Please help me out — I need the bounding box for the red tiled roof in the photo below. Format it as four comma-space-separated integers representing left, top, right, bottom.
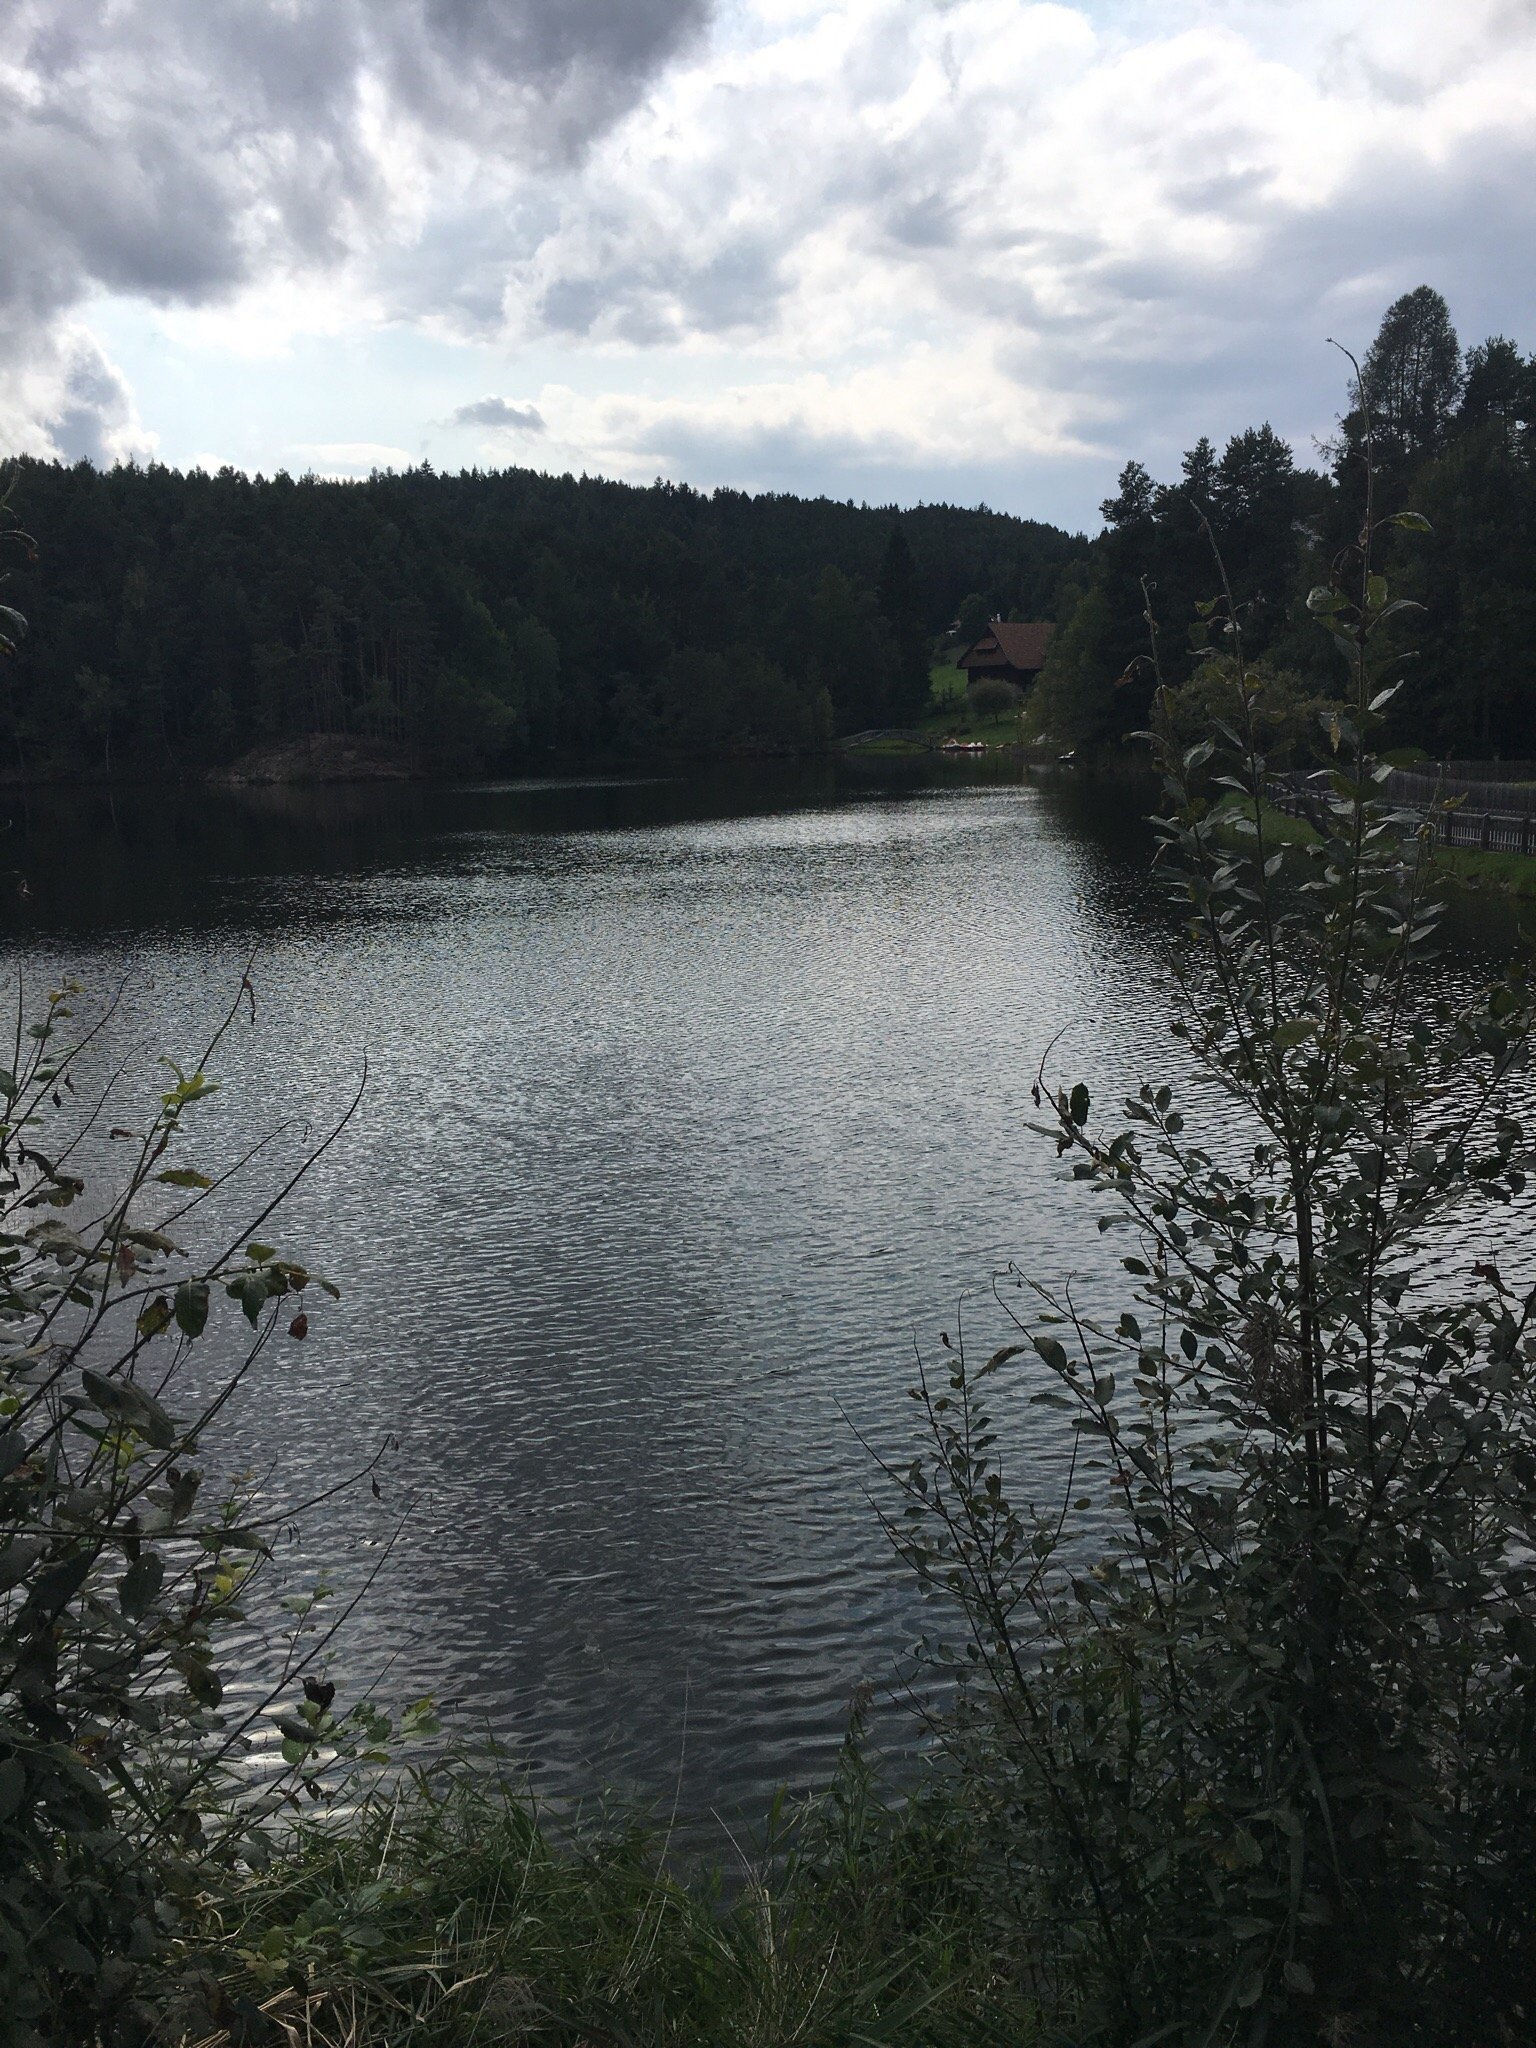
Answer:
960, 620, 1055, 673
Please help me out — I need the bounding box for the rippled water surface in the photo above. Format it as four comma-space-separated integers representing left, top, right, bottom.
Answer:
6, 762, 1505, 1821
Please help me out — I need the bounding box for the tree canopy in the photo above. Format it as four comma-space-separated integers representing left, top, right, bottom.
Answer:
0, 461, 1082, 775
1031, 285, 1536, 758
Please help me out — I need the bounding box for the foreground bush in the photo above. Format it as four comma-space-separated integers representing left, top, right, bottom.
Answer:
0, 975, 407, 2047
899, 450, 1536, 2039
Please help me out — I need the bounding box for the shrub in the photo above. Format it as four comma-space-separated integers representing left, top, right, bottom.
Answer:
897, 444, 1536, 2037
966, 676, 1022, 718
0, 978, 396, 2046
1160, 654, 1340, 771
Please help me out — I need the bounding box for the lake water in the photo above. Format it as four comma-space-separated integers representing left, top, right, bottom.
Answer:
1, 762, 1512, 1824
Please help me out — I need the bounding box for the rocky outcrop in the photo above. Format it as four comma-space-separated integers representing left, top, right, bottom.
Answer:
208, 734, 419, 785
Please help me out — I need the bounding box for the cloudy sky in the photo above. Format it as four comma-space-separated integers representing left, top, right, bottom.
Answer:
4, 0, 1534, 529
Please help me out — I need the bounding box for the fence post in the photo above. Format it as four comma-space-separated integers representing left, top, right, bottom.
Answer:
1524, 815, 1532, 858
1481, 812, 1492, 850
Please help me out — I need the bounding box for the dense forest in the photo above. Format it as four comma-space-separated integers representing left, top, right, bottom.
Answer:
0, 459, 1082, 775
2, 283, 1529, 779
1034, 285, 1536, 760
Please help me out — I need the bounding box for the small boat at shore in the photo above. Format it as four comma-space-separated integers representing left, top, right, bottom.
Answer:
940, 739, 988, 753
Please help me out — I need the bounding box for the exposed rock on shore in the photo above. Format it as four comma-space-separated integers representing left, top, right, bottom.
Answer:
208, 733, 418, 785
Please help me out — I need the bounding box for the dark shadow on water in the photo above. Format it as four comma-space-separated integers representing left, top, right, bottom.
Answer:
0, 758, 1159, 939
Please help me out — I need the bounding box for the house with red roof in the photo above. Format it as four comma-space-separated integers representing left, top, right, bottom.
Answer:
956, 620, 1055, 689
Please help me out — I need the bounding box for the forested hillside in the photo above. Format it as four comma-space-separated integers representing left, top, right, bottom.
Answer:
5, 284, 1527, 781
1034, 286, 1536, 759
0, 460, 1083, 775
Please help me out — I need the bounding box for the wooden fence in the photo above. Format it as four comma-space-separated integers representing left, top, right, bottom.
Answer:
1270, 773, 1536, 856
1384, 768, 1536, 814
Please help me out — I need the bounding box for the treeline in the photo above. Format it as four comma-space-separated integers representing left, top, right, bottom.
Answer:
0, 458, 1083, 775
1034, 285, 1536, 759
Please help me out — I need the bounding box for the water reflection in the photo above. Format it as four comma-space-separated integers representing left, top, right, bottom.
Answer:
0, 764, 1519, 1822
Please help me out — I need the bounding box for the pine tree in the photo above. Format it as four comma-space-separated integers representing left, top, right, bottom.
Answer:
875, 522, 931, 723
1361, 285, 1463, 459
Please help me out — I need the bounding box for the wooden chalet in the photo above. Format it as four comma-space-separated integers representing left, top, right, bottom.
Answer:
957, 619, 1055, 688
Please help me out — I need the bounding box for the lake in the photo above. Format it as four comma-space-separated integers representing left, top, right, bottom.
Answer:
3, 760, 1501, 1826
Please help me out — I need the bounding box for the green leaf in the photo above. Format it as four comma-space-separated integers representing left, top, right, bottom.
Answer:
1283, 1960, 1315, 1995
0, 1755, 25, 1823
202, 1525, 270, 1555
1068, 1083, 1091, 1127
118, 1554, 164, 1617
155, 1167, 214, 1190
81, 1368, 178, 1450
1274, 1018, 1317, 1050
174, 1279, 210, 1339
0, 1537, 44, 1592
1388, 509, 1432, 532
227, 1273, 272, 1326
81, 1367, 138, 1423
136, 1296, 172, 1340
1233, 1966, 1265, 2008
163, 1071, 218, 1106
28, 1550, 91, 1612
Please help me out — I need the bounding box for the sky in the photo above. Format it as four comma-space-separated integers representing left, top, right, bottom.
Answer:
3, 0, 1535, 531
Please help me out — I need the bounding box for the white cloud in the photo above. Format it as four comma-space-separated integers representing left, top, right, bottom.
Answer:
526, 339, 1096, 486
291, 441, 414, 474
0, 327, 155, 467
434, 0, 1536, 504
2, 0, 1535, 518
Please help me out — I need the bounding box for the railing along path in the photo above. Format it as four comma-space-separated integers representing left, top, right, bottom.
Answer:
1269, 765, 1536, 856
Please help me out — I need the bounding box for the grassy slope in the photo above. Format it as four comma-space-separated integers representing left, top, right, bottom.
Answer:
840, 664, 1026, 754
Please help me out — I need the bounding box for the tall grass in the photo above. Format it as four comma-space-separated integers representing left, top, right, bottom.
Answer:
160, 1744, 1035, 2047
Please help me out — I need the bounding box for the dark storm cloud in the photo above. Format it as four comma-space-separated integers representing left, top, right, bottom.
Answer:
399, 0, 711, 155
882, 192, 963, 252
449, 396, 546, 430
425, 0, 708, 76
1, 0, 711, 452
7, 0, 1535, 522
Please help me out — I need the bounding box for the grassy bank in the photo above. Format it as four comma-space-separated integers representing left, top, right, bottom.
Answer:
1207, 792, 1318, 849
163, 1761, 1033, 2047
1433, 842, 1536, 897
837, 668, 1028, 754
1211, 792, 1536, 897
